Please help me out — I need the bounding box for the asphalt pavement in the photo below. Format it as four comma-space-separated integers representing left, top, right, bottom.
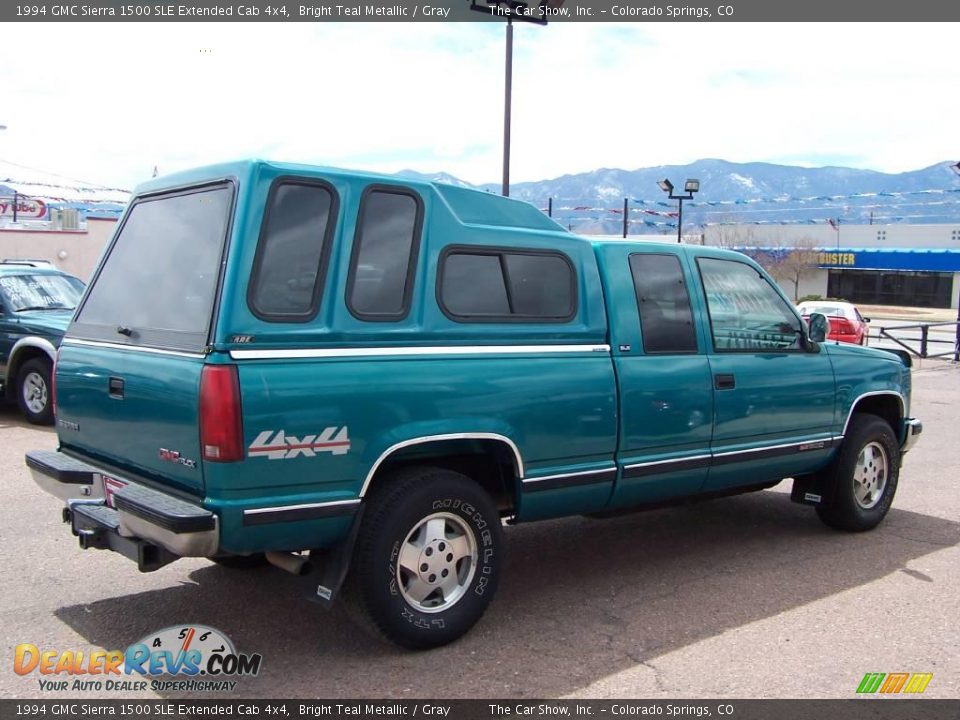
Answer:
1, 362, 958, 700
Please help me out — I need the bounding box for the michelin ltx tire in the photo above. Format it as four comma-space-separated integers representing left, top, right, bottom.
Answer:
348, 467, 503, 649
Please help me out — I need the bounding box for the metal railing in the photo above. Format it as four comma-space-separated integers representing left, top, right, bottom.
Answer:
878, 322, 960, 361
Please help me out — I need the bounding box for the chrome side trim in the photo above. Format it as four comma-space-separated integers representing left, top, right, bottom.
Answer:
230, 344, 611, 361
842, 391, 906, 437
360, 433, 524, 497
62, 338, 206, 360
243, 499, 361, 516
521, 467, 617, 484
711, 436, 838, 459
624, 453, 712, 470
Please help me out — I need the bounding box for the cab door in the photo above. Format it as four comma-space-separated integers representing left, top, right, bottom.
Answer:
603, 246, 714, 508
695, 255, 838, 491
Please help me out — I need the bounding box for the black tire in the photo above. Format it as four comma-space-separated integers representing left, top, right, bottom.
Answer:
210, 553, 268, 569
816, 413, 900, 532
347, 467, 503, 649
17, 357, 54, 425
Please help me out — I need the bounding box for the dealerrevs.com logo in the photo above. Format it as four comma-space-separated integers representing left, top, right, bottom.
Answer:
14, 625, 262, 693
856, 672, 933, 695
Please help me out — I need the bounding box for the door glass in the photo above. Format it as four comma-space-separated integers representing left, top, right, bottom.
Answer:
629, 254, 698, 354
698, 258, 801, 352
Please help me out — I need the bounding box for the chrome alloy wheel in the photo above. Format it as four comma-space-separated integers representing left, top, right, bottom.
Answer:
853, 441, 888, 509
22, 371, 48, 415
396, 512, 478, 613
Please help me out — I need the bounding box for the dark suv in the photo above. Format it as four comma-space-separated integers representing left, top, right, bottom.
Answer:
0, 262, 85, 423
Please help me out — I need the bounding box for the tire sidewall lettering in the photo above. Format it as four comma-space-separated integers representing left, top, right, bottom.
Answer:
390, 495, 497, 627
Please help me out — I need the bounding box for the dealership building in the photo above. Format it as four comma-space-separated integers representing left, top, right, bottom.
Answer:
698, 223, 960, 309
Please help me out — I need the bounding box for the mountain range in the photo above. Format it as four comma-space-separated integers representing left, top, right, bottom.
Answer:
398, 159, 960, 235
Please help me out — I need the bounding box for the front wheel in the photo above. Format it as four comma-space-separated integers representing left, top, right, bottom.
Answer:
347, 467, 503, 649
17, 357, 54, 425
816, 414, 900, 532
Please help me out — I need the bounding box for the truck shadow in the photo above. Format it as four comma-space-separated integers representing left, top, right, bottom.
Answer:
0, 403, 55, 432
54, 490, 960, 698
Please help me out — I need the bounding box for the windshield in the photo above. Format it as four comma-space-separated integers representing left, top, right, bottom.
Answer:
0, 273, 85, 311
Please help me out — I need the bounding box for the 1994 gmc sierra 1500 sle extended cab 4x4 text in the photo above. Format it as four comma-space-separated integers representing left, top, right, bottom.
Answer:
27, 160, 921, 648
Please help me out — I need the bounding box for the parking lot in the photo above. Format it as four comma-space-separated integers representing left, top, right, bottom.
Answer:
1, 361, 958, 701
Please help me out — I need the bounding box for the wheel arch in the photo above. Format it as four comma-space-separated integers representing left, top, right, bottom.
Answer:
5, 337, 56, 400
843, 391, 904, 438
359, 433, 524, 516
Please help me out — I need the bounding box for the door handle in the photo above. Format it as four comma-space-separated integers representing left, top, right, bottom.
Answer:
108, 377, 125, 399
714, 373, 736, 390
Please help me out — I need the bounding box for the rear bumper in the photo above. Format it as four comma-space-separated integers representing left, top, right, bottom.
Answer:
26, 450, 219, 565
901, 418, 922, 454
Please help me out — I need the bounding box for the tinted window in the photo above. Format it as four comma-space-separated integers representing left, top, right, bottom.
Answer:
629, 254, 697, 354
698, 257, 801, 352
441, 254, 510, 316
249, 182, 335, 319
504, 253, 573, 317
439, 248, 575, 321
74, 184, 232, 351
347, 189, 421, 320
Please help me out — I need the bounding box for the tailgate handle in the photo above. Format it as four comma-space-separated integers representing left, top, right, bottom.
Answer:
714, 373, 736, 390
108, 377, 125, 399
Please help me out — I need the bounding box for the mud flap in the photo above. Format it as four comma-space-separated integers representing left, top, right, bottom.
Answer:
791, 467, 840, 507
304, 506, 365, 609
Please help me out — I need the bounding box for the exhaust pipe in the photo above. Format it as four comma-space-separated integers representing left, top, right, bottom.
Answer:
266, 551, 312, 576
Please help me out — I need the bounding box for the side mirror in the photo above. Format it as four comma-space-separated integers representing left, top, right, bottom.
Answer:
808, 313, 828, 343
862, 316, 871, 323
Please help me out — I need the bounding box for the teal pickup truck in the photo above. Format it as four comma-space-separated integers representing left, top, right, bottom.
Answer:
27, 160, 921, 649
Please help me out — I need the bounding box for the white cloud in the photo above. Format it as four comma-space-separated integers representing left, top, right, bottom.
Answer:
1, 22, 956, 189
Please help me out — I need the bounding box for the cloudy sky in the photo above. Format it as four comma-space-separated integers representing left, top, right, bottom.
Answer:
1, 22, 956, 190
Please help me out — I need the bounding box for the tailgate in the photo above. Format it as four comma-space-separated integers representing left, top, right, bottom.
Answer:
56, 342, 207, 492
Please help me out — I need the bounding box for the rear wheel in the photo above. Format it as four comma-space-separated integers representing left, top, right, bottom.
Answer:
17, 357, 54, 425
816, 414, 899, 531
346, 467, 503, 649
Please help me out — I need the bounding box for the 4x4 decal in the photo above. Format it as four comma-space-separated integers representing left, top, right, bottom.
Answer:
248, 427, 351, 460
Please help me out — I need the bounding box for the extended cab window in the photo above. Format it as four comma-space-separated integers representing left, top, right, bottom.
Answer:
347, 187, 422, 321
249, 180, 337, 321
439, 247, 576, 322
73, 183, 232, 352
629, 253, 697, 354
697, 257, 802, 352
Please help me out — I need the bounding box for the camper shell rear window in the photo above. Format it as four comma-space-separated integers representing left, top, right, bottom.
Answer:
71, 182, 234, 352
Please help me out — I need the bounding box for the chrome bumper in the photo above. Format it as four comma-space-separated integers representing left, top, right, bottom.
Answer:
901, 418, 922, 454
26, 450, 219, 562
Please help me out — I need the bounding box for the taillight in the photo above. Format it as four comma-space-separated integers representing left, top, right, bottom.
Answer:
199, 365, 244, 463
51, 348, 59, 417
837, 319, 856, 334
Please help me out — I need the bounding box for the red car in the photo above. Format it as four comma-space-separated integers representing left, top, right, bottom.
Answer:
797, 301, 871, 345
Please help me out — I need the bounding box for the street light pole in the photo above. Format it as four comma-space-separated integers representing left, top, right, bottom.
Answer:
471, 1, 559, 197
657, 178, 700, 243
503, 17, 513, 197
951, 162, 960, 361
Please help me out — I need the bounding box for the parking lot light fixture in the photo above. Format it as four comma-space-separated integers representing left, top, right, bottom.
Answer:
658, 177, 701, 243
